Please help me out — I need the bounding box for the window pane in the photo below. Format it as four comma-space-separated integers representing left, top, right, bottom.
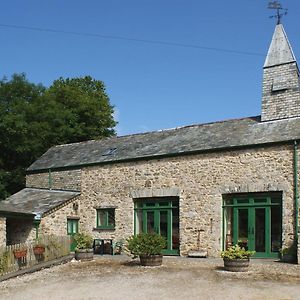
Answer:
98, 210, 106, 226
224, 199, 233, 205
238, 209, 248, 250
255, 208, 266, 252
147, 211, 155, 234
172, 208, 179, 250
136, 210, 143, 234
72, 221, 78, 233
271, 206, 281, 252
254, 198, 267, 203
224, 207, 233, 249
108, 209, 115, 227
67, 221, 72, 234
236, 199, 248, 204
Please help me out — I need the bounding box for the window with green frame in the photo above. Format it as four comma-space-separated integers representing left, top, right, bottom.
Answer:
96, 208, 115, 229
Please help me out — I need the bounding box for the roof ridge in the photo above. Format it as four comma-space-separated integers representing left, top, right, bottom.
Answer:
52, 115, 261, 148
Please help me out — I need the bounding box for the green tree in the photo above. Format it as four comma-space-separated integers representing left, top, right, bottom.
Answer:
0, 74, 116, 200
45, 76, 116, 143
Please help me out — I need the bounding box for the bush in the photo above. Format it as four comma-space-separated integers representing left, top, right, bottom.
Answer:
0, 251, 8, 274
126, 233, 166, 257
73, 233, 93, 250
221, 245, 255, 260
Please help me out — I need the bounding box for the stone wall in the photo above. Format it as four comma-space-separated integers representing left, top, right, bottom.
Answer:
6, 218, 36, 245
72, 144, 295, 257
33, 144, 297, 258
41, 198, 80, 236
262, 62, 300, 121
0, 217, 6, 247
26, 169, 81, 191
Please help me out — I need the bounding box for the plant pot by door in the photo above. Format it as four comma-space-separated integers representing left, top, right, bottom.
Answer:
223, 258, 250, 272
33, 246, 45, 255
140, 254, 163, 267
13, 249, 27, 259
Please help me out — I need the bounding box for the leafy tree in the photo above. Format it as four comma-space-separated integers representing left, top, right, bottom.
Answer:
0, 74, 116, 200
44, 76, 116, 144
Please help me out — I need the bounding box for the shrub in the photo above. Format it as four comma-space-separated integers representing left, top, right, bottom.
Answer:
221, 245, 255, 260
73, 233, 93, 250
126, 233, 166, 257
0, 251, 8, 274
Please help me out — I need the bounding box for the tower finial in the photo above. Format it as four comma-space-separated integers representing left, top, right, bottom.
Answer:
268, 1, 288, 24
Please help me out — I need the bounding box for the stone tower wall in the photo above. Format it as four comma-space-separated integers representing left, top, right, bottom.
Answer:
262, 62, 300, 121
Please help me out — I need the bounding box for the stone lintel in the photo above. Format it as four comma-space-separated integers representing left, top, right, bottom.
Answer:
130, 187, 180, 199
220, 182, 288, 194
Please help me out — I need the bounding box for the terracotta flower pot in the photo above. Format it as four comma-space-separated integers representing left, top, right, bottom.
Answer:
13, 249, 27, 259
33, 245, 45, 255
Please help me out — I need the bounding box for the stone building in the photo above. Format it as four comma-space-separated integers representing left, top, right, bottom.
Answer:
1, 23, 300, 261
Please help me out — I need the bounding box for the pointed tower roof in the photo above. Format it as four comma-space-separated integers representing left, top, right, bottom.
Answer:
264, 23, 296, 68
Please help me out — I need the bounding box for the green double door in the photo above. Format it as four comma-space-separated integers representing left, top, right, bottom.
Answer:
135, 199, 179, 255
233, 205, 281, 258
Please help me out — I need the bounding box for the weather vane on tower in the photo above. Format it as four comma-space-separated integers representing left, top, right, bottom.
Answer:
268, 1, 288, 24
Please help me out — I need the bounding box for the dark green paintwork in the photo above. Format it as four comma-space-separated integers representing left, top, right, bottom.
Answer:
67, 219, 79, 251
223, 194, 282, 258
134, 199, 179, 255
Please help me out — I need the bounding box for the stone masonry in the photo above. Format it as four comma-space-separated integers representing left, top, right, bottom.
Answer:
6, 218, 36, 245
35, 143, 298, 258
261, 62, 300, 122
26, 169, 81, 191
41, 198, 80, 237
0, 217, 6, 247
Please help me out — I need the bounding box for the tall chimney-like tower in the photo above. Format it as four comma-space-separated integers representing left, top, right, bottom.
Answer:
261, 24, 300, 122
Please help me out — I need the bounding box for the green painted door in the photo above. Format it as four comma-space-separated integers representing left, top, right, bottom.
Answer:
135, 199, 179, 255
233, 207, 267, 257
224, 194, 282, 258
67, 219, 79, 251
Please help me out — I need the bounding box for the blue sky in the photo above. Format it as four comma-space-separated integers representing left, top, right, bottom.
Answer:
1, 1, 299, 136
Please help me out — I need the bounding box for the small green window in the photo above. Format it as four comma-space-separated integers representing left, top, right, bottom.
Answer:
96, 208, 115, 229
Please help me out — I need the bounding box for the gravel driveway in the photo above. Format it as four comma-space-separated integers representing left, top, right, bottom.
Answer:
0, 256, 299, 300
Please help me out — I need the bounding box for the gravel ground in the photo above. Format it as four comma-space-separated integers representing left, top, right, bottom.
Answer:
0, 256, 300, 300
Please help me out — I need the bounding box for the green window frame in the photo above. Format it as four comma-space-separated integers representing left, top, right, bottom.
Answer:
96, 208, 115, 229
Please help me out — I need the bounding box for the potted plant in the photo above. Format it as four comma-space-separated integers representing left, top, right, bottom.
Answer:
74, 233, 94, 261
126, 233, 166, 266
33, 238, 46, 255
221, 244, 255, 272
13, 246, 28, 259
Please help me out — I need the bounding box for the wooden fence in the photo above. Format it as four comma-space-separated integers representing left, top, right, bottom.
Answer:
0, 235, 70, 276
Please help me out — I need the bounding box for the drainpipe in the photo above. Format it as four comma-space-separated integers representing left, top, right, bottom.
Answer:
294, 141, 299, 245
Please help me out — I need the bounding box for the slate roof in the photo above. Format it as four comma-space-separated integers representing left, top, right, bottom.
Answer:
264, 24, 296, 68
0, 188, 80, 216
27, 115, 300, 172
